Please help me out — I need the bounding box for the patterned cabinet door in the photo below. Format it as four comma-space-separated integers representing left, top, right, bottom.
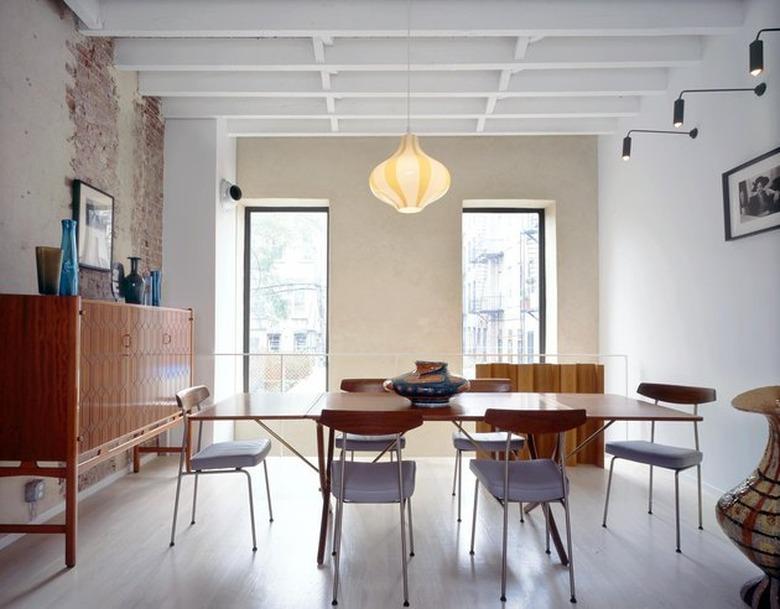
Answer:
79, 301, 132, 452
79, 302, 192, 453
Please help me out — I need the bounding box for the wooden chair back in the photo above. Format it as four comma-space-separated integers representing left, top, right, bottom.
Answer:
319, 409, 424, 436
485, 408, 587, 436
340, 378, 387, 393
467, 378, 512, 392
175, 385, 210, 414
637, 383, 716, 405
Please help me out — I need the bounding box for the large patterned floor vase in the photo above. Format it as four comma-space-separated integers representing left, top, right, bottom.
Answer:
715, 386, 780, 609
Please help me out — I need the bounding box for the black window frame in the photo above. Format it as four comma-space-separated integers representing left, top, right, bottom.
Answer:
243, 205, 330, 392
461, 207, 546, 358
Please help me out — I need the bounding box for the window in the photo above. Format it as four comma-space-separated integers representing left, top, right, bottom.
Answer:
462, 209, 545, 367
267, 333, 281, 352
244, 207, 328, 392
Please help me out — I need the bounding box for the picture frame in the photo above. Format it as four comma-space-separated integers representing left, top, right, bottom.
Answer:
72, 179, 114, 270
722, 146, 780, 241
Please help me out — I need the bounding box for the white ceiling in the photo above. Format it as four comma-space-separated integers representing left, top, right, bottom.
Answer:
65, 0, 745, 137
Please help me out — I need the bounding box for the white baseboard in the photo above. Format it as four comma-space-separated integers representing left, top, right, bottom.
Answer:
0, 454, 158, 552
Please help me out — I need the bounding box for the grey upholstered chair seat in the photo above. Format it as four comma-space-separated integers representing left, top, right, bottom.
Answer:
191, 439, 272, 471
335, 433, 406, 452
605, 440, 702, 470
469, 458, 567, 503
330, 460, 416, 503
452, 431, 524, 452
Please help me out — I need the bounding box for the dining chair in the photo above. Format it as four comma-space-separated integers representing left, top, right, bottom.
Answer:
336, 378, 406, 460
601, 382, 716, 553
321, 408, 424, 607
169, 385, 274, 551
469, 408, 587, 603
450, 378, 524, 522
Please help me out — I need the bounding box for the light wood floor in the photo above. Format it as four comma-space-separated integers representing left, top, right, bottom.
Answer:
0, 456, 756, 609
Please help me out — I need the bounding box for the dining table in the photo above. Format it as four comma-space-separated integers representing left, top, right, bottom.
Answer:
189, 390, 702, 566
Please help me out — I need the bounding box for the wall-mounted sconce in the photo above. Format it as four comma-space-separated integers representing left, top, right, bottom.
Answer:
750, 28, 779, 76
621, 128, 698, 161
673, 83, 766, 127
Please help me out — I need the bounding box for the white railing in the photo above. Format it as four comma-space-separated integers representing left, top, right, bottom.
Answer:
206, 352, 629, 396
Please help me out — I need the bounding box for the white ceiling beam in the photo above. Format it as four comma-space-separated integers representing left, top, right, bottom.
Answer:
162, 96, 641, 120
63, 0, 102, 29
226, 117, 618, 137
140, 69, 667, 98
82, 0, 742, 38
115, 36, 702, 72
514, 37, 531, 60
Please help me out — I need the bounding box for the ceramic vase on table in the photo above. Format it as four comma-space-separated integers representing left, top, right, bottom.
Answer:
123, 257, 146, 304
715, 386, 780, 609
58, 219, 78, 296
384, 361, 469, 407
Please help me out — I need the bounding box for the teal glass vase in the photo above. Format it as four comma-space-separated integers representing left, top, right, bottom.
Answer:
58, 219, 79, 296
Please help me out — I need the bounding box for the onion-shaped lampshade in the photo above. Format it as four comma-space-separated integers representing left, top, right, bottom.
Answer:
369, 133, 451, 213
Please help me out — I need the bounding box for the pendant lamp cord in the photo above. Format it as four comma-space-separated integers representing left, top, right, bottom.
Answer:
406, 0, 411, 134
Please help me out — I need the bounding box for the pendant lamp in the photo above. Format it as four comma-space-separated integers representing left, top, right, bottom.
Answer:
369, 0, 450, 213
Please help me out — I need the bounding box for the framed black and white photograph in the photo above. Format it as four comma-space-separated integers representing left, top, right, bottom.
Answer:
72, 179, 114, 270
722, 146, 780, 241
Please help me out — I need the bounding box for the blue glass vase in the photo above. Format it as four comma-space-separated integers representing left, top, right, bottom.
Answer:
150, 270, 161, 306
58, 219, 79, 296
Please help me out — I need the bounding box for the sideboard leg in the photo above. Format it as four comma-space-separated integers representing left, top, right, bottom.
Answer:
65, 462, 78, 568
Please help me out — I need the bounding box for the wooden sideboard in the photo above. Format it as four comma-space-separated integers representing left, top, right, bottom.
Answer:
0, 295, 193, 567
476, 362, 605, 466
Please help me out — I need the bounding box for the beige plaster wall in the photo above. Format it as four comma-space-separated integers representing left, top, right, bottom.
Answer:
236, 136, 599, 455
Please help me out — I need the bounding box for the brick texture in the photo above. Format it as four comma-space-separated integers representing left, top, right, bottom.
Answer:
63, 31, 166, 488
65, 36, 164, 300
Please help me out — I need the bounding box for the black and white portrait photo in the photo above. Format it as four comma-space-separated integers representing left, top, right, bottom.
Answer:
723, 147, 780, 241
72, 180, 114, 270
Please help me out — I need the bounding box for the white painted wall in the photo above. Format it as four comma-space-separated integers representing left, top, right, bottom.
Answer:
598, 0, 780, 492
163, 118, 238, 442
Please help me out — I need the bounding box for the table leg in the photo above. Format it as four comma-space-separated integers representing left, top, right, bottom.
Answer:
316, 425, 334, 565
527, 434, 569, 566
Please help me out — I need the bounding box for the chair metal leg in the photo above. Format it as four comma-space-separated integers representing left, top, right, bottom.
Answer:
190, 473, 199, 525
500, 497, 509, 602
562, 497, 577, 603
696, 465, 703, 530
674, 471, 681, 553
543, 503, 551, 554
469, 479, 479, 555
242, 470, 258, 552
169, 444, 186, 547
602, 456, 617, 528
407, 498, 415, 557
350, 450, 354, 462
648, 465, 654, 514
451, 450, 459, 496
331, 490, 345, 605
457, 450, 463, 522
263, 459, 274, 522
397, 460, 410, 606
519, 502, 524, 524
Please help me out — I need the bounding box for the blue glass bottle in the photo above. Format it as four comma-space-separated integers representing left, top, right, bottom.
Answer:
150, 270, 162, 306
59, 219, 79, 296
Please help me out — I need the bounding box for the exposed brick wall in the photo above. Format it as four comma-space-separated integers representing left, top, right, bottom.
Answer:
65, 35, 164, 299
133, 96, 164, 269
63, 25, 166, 487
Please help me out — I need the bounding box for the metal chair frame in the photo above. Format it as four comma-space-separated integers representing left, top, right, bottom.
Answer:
601, 384, 713, 553
469, 411, 581, 604
169, 388, 274, 551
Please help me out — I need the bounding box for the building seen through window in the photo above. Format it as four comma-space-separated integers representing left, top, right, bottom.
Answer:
462, 210, 543, 373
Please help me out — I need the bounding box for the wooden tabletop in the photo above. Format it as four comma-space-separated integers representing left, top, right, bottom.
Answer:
191, 392, 323, 420
193, 391, 701, 422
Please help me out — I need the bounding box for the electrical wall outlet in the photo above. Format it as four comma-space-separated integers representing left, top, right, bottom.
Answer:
24, 479, 45, 503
